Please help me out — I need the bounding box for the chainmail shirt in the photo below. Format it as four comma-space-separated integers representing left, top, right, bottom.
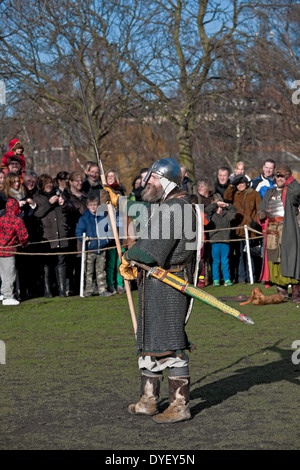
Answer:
132, 194, 197, 356
267, 188, 284, 218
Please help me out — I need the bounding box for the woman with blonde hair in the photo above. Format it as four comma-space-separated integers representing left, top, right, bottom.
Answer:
105, 169, 126, 194
196, 178, 214, 206
104, 169, 126, 294
3, 171, 36, 211
229, 161, 251, 183
2, 172, 37, 301
3, 172, 25, 203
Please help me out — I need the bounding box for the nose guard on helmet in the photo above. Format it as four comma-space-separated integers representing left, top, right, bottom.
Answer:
143, 157, 181, 186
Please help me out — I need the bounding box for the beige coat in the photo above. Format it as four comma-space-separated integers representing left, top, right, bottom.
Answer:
223, 185, 261, 238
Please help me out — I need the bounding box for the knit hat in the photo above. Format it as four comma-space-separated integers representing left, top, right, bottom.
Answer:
7, 155, 22, 165
275, 164, 292, 176
232, 175, 249, 187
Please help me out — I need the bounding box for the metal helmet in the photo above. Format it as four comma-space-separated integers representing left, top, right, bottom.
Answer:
143, 157, 181, 186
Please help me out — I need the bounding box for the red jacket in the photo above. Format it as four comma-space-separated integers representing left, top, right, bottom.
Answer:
0, 198, 29, 256
1, 139, 26, 173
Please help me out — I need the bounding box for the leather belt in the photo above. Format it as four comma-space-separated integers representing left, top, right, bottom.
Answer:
166, 264, 188, 273
268, 217, 284, 223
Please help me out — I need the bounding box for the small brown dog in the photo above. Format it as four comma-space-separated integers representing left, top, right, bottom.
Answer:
240, 287, 285, 306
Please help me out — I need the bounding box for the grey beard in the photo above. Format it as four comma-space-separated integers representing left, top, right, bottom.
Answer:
141, 184, 164, 203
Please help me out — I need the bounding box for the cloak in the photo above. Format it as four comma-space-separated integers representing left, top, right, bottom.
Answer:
259, 177, 300, 280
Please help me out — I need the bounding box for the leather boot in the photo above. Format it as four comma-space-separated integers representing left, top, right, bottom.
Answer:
153, 376, 191, 424
276, 285, 288, 299
56, 265, 67, 298
128, 373, 161, 416
291, 284, 300, 303
44, 265, 53, 298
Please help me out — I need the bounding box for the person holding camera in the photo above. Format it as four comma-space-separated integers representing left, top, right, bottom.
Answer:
224, 174, 261, 283
205, 193, 237, 286
14, 171, 44, 300
33, 174, 70, 298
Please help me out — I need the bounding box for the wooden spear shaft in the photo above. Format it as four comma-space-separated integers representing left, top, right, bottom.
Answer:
79, 79, 137, 336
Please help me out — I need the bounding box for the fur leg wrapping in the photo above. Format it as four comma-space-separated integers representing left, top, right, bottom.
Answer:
128, 373, 161, 416
276, 285, 289, 299
291, 284, 300, 303
153, 376, 191, 424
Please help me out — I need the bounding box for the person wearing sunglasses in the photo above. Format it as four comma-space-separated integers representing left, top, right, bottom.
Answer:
257, 164, 300, 302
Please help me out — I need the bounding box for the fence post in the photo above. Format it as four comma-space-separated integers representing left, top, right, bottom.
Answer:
80, 233, 86, 297
244, 225, 254, 284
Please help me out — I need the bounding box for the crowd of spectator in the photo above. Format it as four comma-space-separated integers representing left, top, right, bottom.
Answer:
180, 159, 295, 291
0, 137, 299, 305
0, 141, 133, 304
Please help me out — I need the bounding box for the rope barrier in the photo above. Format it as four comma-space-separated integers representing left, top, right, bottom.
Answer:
0, 224, 263, 256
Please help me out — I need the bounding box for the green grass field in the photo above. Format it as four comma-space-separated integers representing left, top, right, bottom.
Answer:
0, 283, 299, 450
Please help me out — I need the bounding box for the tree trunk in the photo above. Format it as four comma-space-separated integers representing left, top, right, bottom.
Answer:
176, 124, 196, 182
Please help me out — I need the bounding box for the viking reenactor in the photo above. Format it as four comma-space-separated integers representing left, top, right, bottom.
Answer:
104, 157, 254, 423
258, 164, 300, 302
117, 157, 197, 423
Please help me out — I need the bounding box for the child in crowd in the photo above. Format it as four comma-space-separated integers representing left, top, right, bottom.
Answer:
204, 193, 237, 286
0, 198, 29, 305
75, 191, 113, 297
2, 139, 26, 176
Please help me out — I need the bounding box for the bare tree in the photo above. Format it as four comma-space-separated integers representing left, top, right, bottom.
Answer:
0, 0, 137, 164
1, 0, 299, 180
92, 0, 252, 179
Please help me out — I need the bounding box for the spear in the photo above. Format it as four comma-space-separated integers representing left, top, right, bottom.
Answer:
130, 261, 254, 325
79, 79, 137, 336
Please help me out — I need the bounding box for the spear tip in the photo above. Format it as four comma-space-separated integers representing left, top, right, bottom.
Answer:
240, 314, 254, 325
